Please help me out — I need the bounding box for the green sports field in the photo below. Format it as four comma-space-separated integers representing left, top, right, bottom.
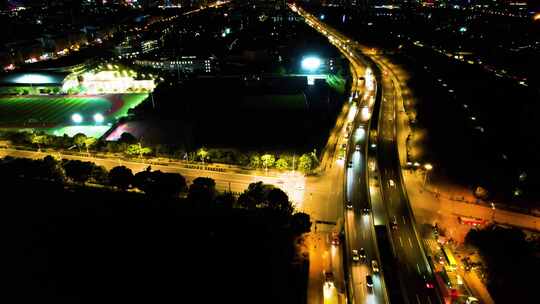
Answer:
0, 93, 148, 137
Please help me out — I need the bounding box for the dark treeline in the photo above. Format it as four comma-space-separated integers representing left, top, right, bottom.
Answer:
3, 155, 311, 303
465, 225, 540, 303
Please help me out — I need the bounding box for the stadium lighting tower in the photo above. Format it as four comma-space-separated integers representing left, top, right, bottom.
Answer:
94, 113, 105, 123
71, 113, 83, 123
301, 56, 321, 72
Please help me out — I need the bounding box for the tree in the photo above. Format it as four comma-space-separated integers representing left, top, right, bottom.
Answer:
31, 133, 49, 151
118, 132, 137, 144
108, 166, 133, 190
275, 158, 289, 170
298, 153, 313, 173
267, 188, 294, 216
133, 170, 187, 197
91, 165, 109, 184
153, 171, 187, 197
249, 154, 261, 168
84, 137, 97, 154
125, 144, 152, 157
187, 177, 217, 204
62, 159, 94, 184
238, 181, 271, 210
6, 131, 32, 145
261, 154, 275, 170
197, 148, 209, 163
73, 133, 87, 152
133, 170, 153, 193
215, 191, 236, 209
41, 155, 65, 182
291, 212, 311, 234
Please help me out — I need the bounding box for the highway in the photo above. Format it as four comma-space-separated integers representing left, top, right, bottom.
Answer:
345, 126, 386, 303
362, 45, 440, 304
290, 4, 388, 304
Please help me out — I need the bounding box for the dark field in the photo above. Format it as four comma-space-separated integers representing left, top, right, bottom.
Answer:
129, 76, 346, 153
394, 45, 540, 203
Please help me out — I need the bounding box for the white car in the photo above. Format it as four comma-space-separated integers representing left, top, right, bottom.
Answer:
389, 179, 395, 187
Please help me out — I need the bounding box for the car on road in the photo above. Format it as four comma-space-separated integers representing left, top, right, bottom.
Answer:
348, 161, 353, 168
324, 270, 334, 282
352, 250, 360, 262
371, 260, 380, 273
346, 201, 353, 209
331, 232, 340, 246
388, 179, 395, 187
362, 207, 370, 215
355, 144, 360, 151
391, 216, 398, 230
359, 248, 366, 260
423, 275, 434, 289
323, 270, 334, 288
366, 275, 373, 288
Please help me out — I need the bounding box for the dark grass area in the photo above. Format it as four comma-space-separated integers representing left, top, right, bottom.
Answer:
5, 178, 306, 304
133, 76, 346, 152
392, 46, 540, 203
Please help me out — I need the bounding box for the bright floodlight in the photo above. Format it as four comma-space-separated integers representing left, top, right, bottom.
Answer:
13, 74, 54, 84
301, 57, 321, 71
72, 113, 83, 123
94, 113, 104, 123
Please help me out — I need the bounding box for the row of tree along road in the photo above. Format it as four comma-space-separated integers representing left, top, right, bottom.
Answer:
1, 131, 319, 173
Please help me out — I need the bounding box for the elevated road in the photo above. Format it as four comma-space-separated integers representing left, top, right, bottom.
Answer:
290, 4, 388, 304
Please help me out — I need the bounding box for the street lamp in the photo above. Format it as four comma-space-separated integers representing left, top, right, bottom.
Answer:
491, 202, 496, 222
71, 113, 83, 123
301, 56, 321, 72
93, 113, 104, 123
423, 163, 433, 189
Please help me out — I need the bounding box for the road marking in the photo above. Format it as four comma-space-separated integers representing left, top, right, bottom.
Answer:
399, 236, 403, 247
416, 294, 421, 304
408, 237, 413, 248
427, 296, 433, 304
402, 216, 406, 224
416, 263, 421, 274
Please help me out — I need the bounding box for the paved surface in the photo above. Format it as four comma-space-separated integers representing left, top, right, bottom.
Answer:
375, 54, 498, 304
374, 64, 439, 304
291, 4, 388, 304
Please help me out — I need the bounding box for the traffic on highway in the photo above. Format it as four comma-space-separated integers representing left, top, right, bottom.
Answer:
290, 3, 442, 304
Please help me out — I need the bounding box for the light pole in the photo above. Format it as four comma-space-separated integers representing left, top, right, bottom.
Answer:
491, 202, 496, 222
423, 163, 433, 189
